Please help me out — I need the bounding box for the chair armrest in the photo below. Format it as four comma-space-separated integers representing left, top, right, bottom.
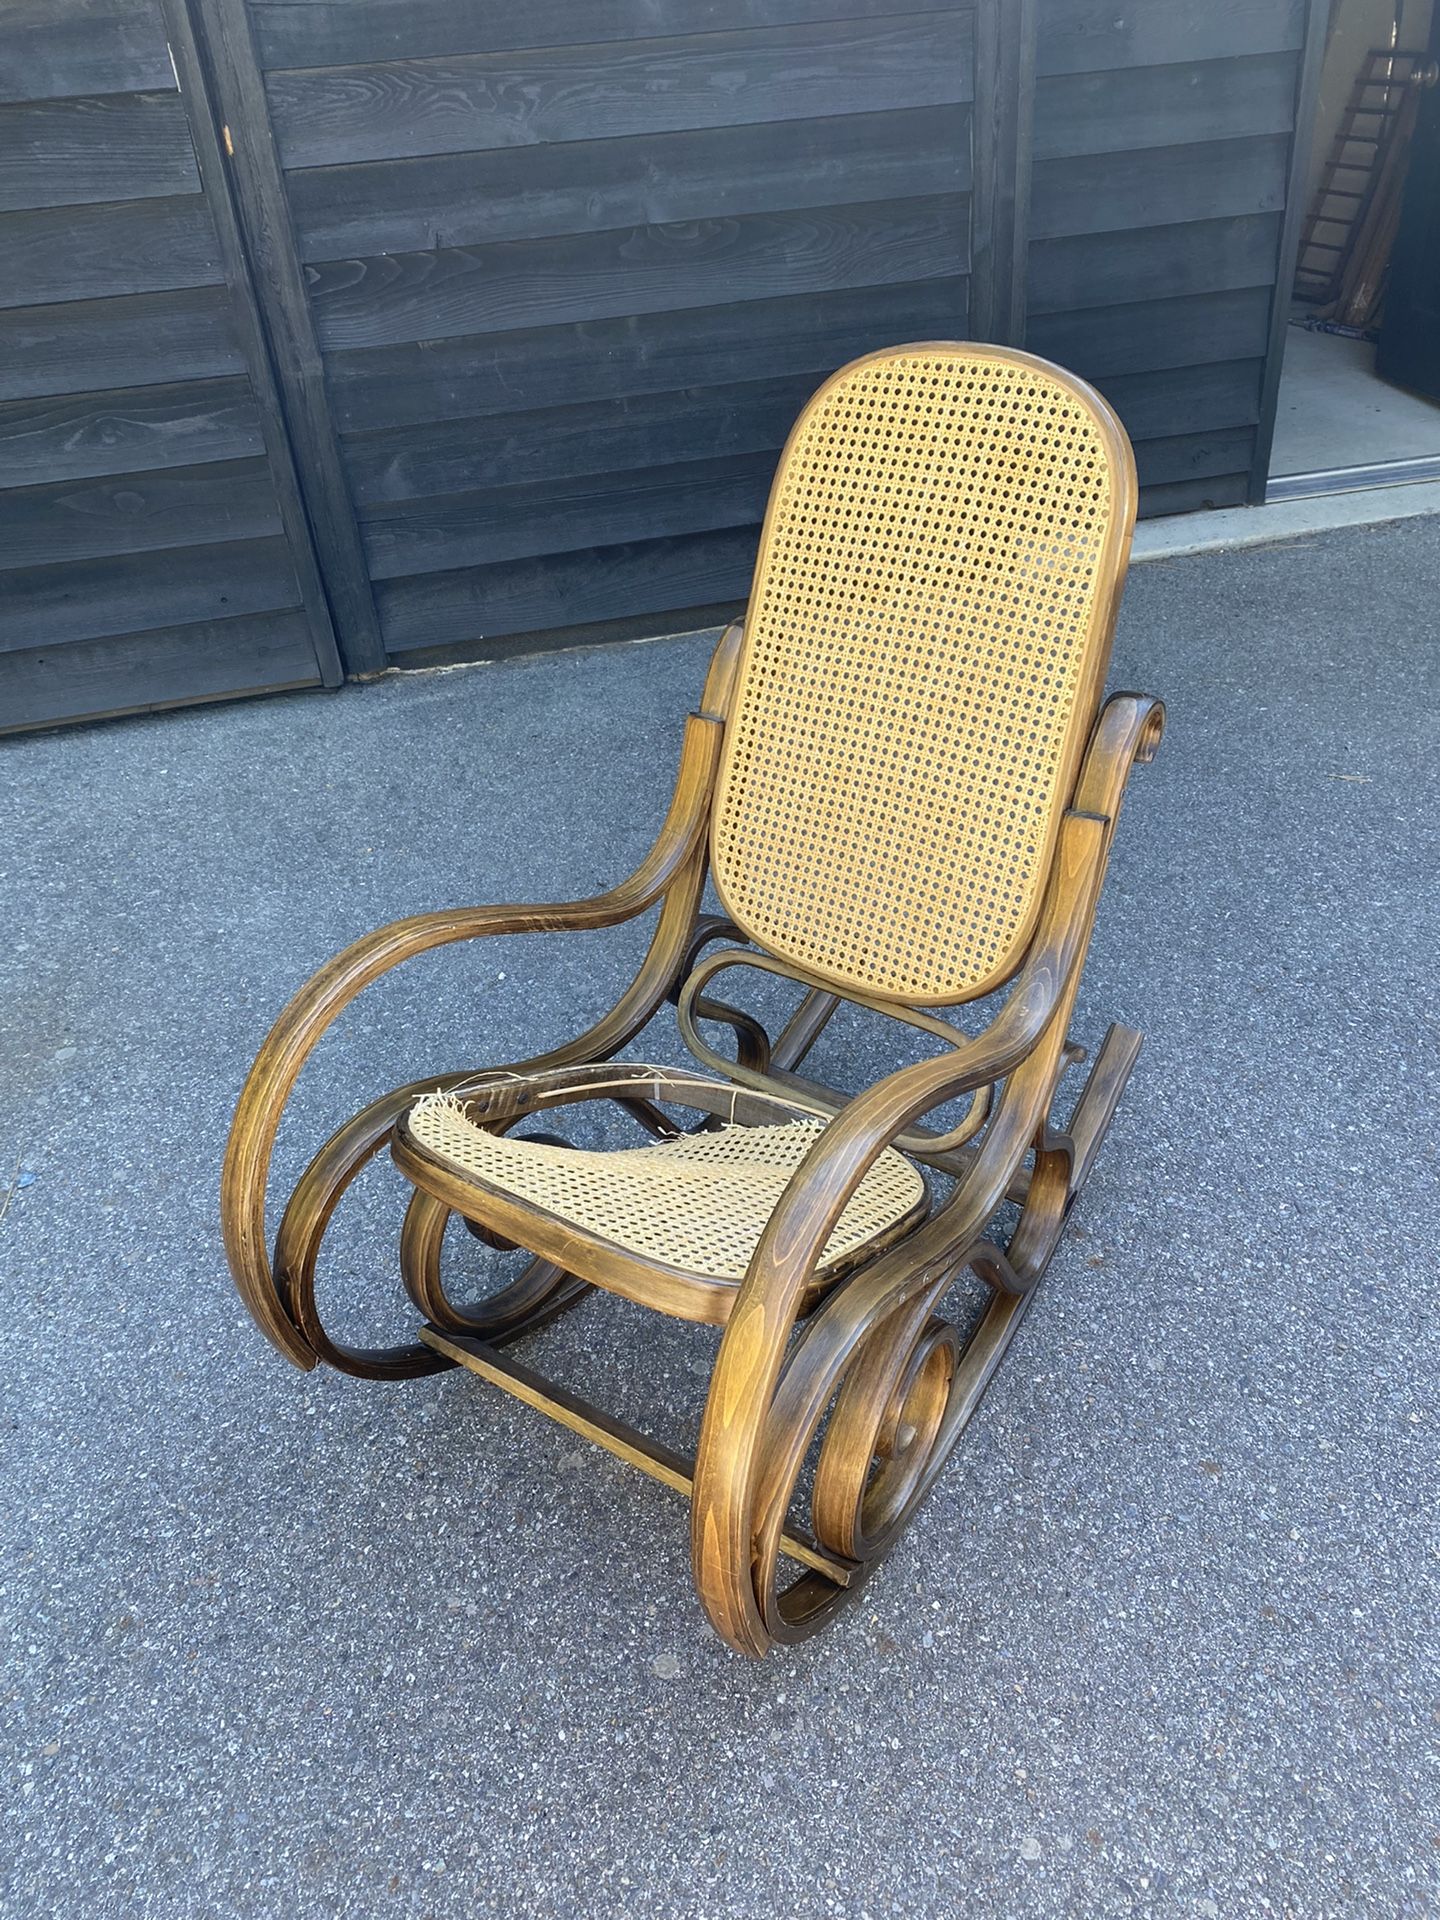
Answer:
754, 807, 1106, 1269
743, 690, 1166, 1252
222, 710, 721, 1366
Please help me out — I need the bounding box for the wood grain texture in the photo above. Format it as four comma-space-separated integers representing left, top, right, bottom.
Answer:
1035, 0, 1304, 77
0, 536, 300, 652
1028, 211, 1283, 316
186, 0, 384, 675
158, 0, 344, 686
306, 196, 969, 352
289, 105, 969, 263
1134, 425, 1256, 488
3, 0, 1298, 684
0, 91, 199, 212
359, 448, 775, 579
0, 457, 283, 571
0, 287, 245, 402
968, 0, 1035, 343
0, 610, 320, 730
1026, 285, 1273, 378
342, 371, 821, 505
323, 277, 969, 434
0, 0, 338, 727
1030, 133, 1290, 242
0, 0, 176, 104
265, 13, 975, 169
1138, 470, 1250, 516
251, 0, 962, 71
375, 526, 761, 653
1033, 50, 1299, 160
0, 378, 263, 488
0, 196, 224, 310
1098, 358, 1263, 442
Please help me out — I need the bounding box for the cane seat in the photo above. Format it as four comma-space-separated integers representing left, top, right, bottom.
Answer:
399, 1079, 927, 1305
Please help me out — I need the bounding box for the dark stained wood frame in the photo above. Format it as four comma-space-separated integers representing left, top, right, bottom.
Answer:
221, 353, 1165, 1658
180, 0, 387, 673
970, 0, 1037, 344
159, 0, 344, 686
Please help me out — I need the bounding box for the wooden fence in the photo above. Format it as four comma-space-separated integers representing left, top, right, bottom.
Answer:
0, 0, 1323, 730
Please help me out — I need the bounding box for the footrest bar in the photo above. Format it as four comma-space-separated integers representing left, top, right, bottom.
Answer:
419, 1326, 857, 1587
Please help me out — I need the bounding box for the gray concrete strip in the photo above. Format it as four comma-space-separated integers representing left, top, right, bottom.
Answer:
1, 517, 1437, 1919
1131, 480, 1440, 562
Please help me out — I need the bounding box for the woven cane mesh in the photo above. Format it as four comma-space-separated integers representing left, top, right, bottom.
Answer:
712, 345, 1124, 1005
407, 1093, 924, 1283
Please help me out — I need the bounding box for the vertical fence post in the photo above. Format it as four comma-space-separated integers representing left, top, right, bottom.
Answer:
159, 0, 344, 687
179, 0, 387, 676
970, 0, 1037, 347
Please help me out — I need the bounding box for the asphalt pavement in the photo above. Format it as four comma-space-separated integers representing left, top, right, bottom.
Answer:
2, 515, 1437, 1919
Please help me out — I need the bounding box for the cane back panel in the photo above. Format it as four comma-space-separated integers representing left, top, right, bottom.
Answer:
710, 344, 1136, 1006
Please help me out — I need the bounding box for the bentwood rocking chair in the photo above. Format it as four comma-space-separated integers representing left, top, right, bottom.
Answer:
223, 343, 1164, 1657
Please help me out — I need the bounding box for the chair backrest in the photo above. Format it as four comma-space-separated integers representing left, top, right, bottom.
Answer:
710, 342, 1137, 1008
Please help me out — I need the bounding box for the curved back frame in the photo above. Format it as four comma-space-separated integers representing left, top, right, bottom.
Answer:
710, 342, 1137, 1008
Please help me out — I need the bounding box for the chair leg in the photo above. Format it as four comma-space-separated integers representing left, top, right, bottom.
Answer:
694, 1023, 1146, 1654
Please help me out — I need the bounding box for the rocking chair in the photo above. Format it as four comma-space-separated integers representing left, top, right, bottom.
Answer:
222, 343, 1164, 1657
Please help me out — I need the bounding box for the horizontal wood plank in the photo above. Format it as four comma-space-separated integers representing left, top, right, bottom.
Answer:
0, 91, 199, 213
1134, 426, 1257, 489
290, 104, 970, 262
0, 196, 224, 310
1138, 471, 1251, 518
0, 610, 320, 732
253, 0, 968, 72
360, 448, 775, 579
1028, 212, 1283, 316
376, 525, 760, 653
0, 457, 284, 570
1030, 133, 1290, 242
370, 426, 1259, 652
266, 14, 975, 169
1033, 51, 1299, 161
0, 377, 263, 488
307, 196, 968, 352
1025, 285, 1273, 378
324, 277, 969, 434
0, 0, 176, 104
0, 536, 300, 651
1097, 358, 1263, 443
342, 370, 820, 505
1036, 0, 1304, 77
0, 287, 245, 401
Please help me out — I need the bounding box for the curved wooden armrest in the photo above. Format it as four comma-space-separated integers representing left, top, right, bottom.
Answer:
755, 807, 1107, 1271
741, 689, 1167, 1248
222, 711, 722, 1367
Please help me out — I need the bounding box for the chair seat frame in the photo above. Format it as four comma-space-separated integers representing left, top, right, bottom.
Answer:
222, 620, 1163, 1655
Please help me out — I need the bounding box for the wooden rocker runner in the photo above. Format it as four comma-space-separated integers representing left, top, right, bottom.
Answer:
223, 343, 1164, 1657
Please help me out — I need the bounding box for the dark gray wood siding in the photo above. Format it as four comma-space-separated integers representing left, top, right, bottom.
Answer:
243, 1, 976, 663
2, 0, 1325, 720
0, 0, 339, 731
1025, 0, 1307, 512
